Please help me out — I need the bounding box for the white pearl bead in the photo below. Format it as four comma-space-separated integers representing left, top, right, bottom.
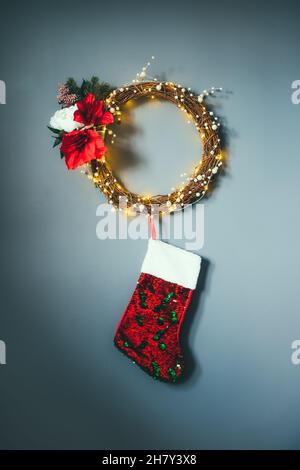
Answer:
196, 192, 200, 197
140, 71, 146, 78
156, 84, 162, 91
110, 107, 115, 113
212, 167, 218, 174
212, 124, 218, 130
197, 95, 203, 103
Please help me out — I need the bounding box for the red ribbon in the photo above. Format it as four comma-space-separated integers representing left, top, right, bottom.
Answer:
148, 214, 156, 240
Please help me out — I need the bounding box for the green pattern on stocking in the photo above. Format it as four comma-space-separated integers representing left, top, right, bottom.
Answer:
153, 328, 167, 341
168, 367, 177, 382
154, 291, 174, 312
139, 291, 148, 309
152, 361, 160, 379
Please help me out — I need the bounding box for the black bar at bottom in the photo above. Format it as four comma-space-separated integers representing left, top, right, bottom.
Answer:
0, 450, 299, 466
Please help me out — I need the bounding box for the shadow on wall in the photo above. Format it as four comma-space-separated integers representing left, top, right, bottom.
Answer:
176, 92, 234, 387
107, 88, 234, 202
106, 88, 234, 388
203, 89, 235, 201
179, 257, 212, 387
106, 97, 147, 179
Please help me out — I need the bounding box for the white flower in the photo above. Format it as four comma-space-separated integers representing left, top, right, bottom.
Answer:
49, 105, 83, 133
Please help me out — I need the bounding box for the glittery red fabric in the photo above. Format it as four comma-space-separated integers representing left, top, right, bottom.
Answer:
114, 273, 193, 383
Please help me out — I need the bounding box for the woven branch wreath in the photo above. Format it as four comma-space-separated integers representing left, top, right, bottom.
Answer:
48, 63, 224, 214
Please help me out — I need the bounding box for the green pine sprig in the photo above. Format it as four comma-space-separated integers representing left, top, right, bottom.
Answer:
66, 76, 114, 101
47, 126, 64, 150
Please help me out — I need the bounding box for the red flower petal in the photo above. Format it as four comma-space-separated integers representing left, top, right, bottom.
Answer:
86, 130, 107, 158
99, 111, 114, 125
61, 129, 106, 170
92, 101, 104, 124
73, 93, 114, 127
82, 93, 96, 106
73, 108, 86, 125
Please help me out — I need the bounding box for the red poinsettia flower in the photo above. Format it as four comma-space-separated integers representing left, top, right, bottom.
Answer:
73, 93, 114, 127
61, 129, 106, 170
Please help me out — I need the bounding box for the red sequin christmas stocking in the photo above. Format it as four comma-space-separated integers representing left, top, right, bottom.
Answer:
114, 239, 201, 383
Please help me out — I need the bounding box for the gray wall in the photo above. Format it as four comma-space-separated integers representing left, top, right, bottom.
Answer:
0, 0, 300, 450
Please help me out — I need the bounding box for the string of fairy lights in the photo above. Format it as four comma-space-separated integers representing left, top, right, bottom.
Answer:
81, 57, 224, 215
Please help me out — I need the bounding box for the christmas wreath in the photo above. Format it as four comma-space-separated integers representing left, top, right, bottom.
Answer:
49, 62, 223, 214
